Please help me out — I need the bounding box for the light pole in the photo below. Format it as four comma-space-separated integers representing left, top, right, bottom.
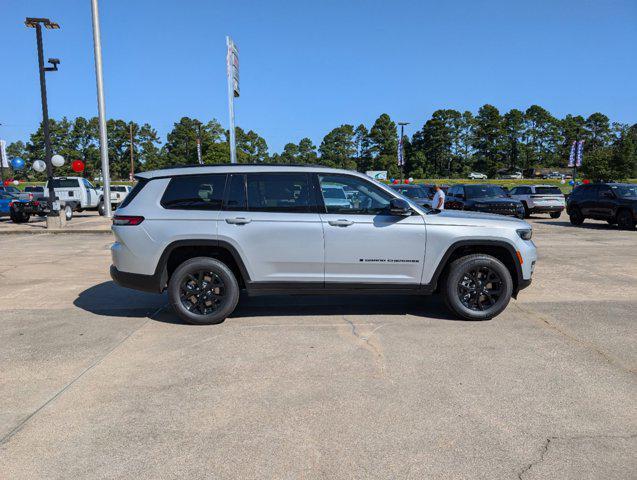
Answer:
25, 17, 60, 223
194, 120, 203, 165
398, 121, 410, 181
90, 0, 112, 217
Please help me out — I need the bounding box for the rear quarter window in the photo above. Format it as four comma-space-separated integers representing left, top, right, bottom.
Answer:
161, 174, 226, 210
118, 178, 149, 209
50, 179, 80, 188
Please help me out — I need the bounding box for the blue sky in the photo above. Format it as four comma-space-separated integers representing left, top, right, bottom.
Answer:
2, 0, 636, 154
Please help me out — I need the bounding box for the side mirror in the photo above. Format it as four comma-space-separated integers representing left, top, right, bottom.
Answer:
389, 198, 412, 216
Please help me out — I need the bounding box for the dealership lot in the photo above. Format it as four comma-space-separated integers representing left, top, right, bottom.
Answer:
0, 219, 635, 479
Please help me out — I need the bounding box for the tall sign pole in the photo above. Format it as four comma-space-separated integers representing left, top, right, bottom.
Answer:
91, 0, 112, 217
129, 123, 134, 181
226, 36, 239, 164
398, 122, 409, 182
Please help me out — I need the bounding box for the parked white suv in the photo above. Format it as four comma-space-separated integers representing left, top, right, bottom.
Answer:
509, 185, 565, 218
45, 177, 105, 215
468, 172, 488, 180
110, 165, 537, 324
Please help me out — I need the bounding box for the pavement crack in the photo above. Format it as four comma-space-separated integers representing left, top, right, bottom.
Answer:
341, 315, 388, 378
516, 433, 637, 479
514, 302, 634, 374
0, 305, 164, 447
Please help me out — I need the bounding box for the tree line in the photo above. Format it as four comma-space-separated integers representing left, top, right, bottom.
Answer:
6, 104, 636, 181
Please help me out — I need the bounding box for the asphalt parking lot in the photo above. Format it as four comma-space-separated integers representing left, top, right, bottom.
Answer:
1, 218, 635, 479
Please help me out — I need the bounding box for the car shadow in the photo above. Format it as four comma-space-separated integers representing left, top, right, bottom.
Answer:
74, 281, 460, 324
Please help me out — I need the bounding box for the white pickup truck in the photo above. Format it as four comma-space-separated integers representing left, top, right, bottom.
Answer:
44, 177, 106, 215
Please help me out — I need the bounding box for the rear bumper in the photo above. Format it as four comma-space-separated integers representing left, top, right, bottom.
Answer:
110, 265, 162, 293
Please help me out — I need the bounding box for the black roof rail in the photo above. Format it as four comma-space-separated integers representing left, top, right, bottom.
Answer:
155, 163, 329, 170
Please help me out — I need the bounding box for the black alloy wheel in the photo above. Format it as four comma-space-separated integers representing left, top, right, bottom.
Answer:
168, 257, 240, 325
180, 270, 226, 316
457, 266, 503, 312
442, 254, 513, 321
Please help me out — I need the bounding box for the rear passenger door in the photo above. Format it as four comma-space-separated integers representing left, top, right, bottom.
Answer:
217, 172, 325, 284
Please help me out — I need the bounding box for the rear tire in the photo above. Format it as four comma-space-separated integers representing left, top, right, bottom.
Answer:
550, 211, 561, 219
569, 207, 584, 225
442, 254, 513, 321
97, 200, 106, 216
64, 205, 73, 221
10, 210, 29, 223
168, 257, 240, 325
616, 209, 635, 230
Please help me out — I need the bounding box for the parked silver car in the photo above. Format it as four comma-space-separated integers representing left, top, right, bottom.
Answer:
110, 165, 537, 324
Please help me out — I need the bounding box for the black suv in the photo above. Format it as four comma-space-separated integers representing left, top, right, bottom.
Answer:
567, 183, 637, 230
446, 184, 525, 218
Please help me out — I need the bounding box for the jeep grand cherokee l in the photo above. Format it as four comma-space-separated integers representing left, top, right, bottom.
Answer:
110, 165, 537, 324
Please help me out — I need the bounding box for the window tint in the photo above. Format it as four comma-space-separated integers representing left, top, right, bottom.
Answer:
535, 187, 562, 195
465, 185, 507, 198
25, 186, 44, 192
611, 184, 637, 198
82, 178, 96, 189
111, 186, 127, 192
119, 178, 148, 209
319, 174, 392, 215
50, 178, 80, 188
246, 173, 312, 213
518, 187, 532, 194
224, 174, 247, 211
161, 174, 226, 210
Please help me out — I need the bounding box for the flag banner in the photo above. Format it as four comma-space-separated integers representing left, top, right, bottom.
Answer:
226, 38, 240, 98
568, 140, 576, 167
397, 136, 404, 166
0, 140, 9, 168
576, 140, 584, 167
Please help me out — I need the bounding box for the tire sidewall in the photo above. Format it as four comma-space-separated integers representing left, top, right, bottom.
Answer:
569, 207, 584, 225
168, 257, 240, 325
444, 255, 513, 321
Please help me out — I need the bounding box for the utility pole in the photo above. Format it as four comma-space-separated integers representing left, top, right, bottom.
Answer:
90, 0, 112, 217
25, 17, 61, 227
195, 121, 203, 165
398, 122, 409, 181
129, 123, 134, 182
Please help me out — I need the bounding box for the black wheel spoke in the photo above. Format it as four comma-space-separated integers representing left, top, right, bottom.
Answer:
457, 265, 503, 312
179, 269, 226, 317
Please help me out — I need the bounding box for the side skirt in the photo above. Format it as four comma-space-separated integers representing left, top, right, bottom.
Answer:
245, 281, 435, 296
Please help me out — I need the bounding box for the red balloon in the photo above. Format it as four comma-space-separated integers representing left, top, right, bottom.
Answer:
3, 180, 10, 187
404, 179, 409, 184
393, 179, 399, 184
72, 160, 85, 173
583, 179, 590, 184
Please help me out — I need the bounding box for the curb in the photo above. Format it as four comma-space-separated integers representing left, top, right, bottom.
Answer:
0, 229, 112, 235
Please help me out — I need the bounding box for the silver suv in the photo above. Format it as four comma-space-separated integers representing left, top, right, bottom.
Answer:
110, 165, 537, 324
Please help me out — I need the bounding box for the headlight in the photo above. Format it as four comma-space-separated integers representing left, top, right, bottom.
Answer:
516, 228, 533, 240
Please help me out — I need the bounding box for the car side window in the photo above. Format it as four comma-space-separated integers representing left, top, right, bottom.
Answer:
161, 174, 226, 210
246, 173, 313, 213
318, 174, 393, 215
509, 188, 518, 195
597, 186, 612, 198
82, 178, 95, 189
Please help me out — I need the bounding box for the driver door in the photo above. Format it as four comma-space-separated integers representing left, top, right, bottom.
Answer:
317, 173, 426, 285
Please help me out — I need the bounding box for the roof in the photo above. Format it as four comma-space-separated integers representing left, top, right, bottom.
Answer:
136, 164, 365, 180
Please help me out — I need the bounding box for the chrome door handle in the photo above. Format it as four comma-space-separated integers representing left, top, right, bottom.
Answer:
328, 219, 354, 227
226, 217, 251, 225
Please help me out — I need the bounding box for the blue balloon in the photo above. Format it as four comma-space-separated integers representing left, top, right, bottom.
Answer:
569, 180, 575, 185
11, 157, 25, 169
390, 178, 395, 183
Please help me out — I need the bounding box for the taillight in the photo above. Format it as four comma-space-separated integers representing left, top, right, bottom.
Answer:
28, 193, 33, 200
33, 201, 40, 206
9, 201, 14, 207
112, 215, 144, 226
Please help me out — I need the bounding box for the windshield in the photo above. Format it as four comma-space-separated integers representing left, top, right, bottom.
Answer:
465, 185, 507, 198
611, 184, 637, 198
394, 186, 428, 199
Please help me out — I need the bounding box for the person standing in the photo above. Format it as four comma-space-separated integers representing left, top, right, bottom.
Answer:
432, 184, 446, 210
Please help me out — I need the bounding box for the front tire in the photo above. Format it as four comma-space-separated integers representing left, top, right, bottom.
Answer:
569, 207, 584, 225
442, 254, 513, 321
168, 257, 240, 325
616, 209, 636, 230
550, 211, 561, 219
97, 200, 106, 216
522, 202, 530, 218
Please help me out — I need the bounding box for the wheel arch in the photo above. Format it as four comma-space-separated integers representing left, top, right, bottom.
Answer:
430, 240, 523, 296
155, 239, 251, 291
